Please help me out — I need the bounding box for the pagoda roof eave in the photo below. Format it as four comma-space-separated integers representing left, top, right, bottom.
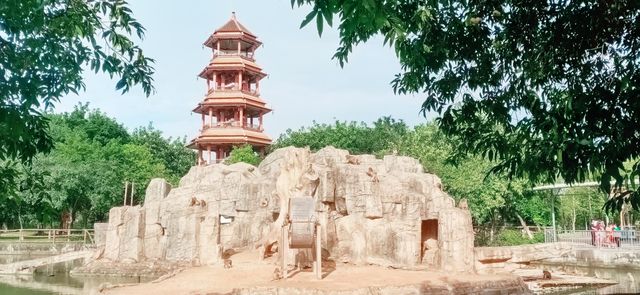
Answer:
192, 101, 272, 114
198, 67, 267, 80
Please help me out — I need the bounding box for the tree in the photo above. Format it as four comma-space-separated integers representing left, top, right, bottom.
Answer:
273, 117, 408, 156
226, 145, 261, 166
1, 0, 154, 197
131, 125, 195, 184
0, 105, 196, 228
398, 124, 539, 229
291, 0, 640, 211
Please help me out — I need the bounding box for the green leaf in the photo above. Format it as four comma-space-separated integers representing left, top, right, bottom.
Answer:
300, 9, 317, 29
322, 8, 333, 27
316, 12, 324, 37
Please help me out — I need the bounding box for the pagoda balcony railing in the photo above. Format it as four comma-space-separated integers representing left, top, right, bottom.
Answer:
207, 87, 260, 97
201, 122, 264, 132
245, 123, 262, 131
213, 51, 255, 61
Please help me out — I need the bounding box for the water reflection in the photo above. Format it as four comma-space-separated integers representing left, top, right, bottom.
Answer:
534, 263, 640, 294
0, 255, 152, 295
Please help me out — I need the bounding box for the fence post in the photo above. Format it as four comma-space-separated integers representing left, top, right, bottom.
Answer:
19, 229, 23, 241
83, 230, 87, 245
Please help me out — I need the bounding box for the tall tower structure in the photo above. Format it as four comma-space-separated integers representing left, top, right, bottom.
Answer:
189, 13, 272, 165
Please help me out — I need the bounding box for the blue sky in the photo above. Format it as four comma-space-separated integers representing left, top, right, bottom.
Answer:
57, 0, 431, 140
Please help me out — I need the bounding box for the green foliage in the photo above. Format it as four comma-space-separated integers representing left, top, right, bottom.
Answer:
291, 0, 640, 212
557, 187, 609, 230
398, 124, 530, 225
273, 117, 408, 157
226, 145, 261, 166
0, 105, 193, 228
131, 125, 195, 184
0, 0, 155, 200
480, 230, 545, 247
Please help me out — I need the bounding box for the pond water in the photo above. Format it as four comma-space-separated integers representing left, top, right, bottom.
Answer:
532, 263, 640, 294
1, 254, 639, 294
0, 255, 151, 295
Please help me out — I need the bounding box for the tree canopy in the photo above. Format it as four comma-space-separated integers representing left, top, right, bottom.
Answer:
291, 0, 640, 211
226, 145, 261, 166
0, 105, 194, 228
0, 0, 154, 196
273, 117, 407, 156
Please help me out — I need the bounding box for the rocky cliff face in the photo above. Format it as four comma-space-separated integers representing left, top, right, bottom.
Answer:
101, 146, 475, 272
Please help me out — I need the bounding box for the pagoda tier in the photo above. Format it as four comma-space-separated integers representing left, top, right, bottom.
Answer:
189, 13, 272, 165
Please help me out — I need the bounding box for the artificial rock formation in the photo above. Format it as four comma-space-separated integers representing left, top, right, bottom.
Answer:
100, 146, 475, 272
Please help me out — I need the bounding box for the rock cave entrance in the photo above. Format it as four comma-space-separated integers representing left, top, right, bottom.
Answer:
420, 219, 438, 263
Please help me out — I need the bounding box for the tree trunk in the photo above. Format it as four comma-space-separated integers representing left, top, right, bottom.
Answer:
516, 213, 534, 240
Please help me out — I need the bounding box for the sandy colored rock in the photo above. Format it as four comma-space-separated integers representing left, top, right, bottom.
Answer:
100, 146, 476, 272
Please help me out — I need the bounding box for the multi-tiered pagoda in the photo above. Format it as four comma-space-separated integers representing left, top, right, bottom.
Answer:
189, 13, 272, 165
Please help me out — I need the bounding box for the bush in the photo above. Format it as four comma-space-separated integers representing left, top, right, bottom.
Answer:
225, 145, 261, 166
476, 229, 545, 247
490, 229, 544, 246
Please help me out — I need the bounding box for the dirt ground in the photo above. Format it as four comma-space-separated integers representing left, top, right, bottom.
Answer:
105, 250, 523, 295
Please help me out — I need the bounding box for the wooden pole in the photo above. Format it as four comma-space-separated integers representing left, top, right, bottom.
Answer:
316, 224, 322, 280
123, 181, 129, 206
131, 182, 135, 206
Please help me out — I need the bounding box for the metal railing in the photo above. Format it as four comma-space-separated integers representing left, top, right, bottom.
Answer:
545, 229, 640, 249
0, 229, 95, 245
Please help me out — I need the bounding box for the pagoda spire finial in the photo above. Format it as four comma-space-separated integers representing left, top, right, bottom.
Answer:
231, 11, 236, 20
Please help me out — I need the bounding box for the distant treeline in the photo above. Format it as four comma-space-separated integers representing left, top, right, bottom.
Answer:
0, 104, 195, 229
